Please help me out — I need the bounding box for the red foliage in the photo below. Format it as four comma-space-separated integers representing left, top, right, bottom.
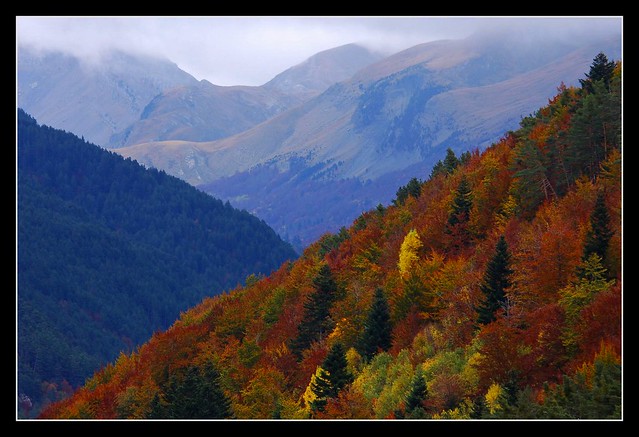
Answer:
572, 283, 621, 367
390, 308, 424, 354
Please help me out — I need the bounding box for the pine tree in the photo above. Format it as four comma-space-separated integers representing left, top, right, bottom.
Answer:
322, 343, 353, 396
150, 362, 233, 419
567, 81, 620, 179
430, 160, 446, 179
290, 263, 338, 359
358, 288, 392, 361
446, 175, 473, 248
394, 177, 422, 206
443, 148, 460, 174
476, 236, 513, 325
405, 370, 428, 418
579, 52, 616, 93
583, 193, 613, 263
309, 343, 353, 412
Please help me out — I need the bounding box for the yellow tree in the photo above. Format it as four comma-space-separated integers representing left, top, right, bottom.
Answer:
398, 229, 422, 279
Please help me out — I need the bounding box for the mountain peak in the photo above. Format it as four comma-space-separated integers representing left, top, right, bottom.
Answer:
264, 43, 384, 98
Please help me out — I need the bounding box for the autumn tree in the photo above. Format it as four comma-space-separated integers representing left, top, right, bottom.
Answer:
358, 288, 392, 361
538, 344, 620, 419
560, 253, 614, 356
446, 175, 473, 248
398, 229, 422, 279
582, 192, 613, 267
290, 263, 339, 359
308, 343, 353, 413
476, 236, 513, 325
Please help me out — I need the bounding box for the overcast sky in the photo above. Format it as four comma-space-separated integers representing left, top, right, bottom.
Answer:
16, 16, 622, 86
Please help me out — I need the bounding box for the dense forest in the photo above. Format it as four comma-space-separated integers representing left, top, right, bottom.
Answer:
39, 53, 621, 419
17, 110, 296, 417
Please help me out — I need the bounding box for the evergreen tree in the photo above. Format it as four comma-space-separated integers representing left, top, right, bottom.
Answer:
430, 160, 446, 179
149, 362, 233, 419
459, 150, 472, 165
290, 264, 338, 359
405, 370, 428, 418
511, 140, 551, 215
476, 236, 513, 325
470, 395, 487, 419
446, 175, 473, 247
358, 288, 392, 361
447, 176, 473, 228
579, 52, 616, 93
567, 80, 620, 180
148, 392, 166, 419
394, 177, 422, 206
309, 343, 353, 412
322, 343, 353, 397
443, 148, 460, 174
582, 192, 613, 264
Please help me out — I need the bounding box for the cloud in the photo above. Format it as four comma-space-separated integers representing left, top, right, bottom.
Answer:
16, 16, 621, 86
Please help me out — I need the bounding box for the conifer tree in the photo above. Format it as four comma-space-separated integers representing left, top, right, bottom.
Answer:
394, 177, 422, 206
579, 52, 616, 93
446, 175, 473, 248
405, 370, 428, 418
149, 362, 233, 419
309, 343, 353, 412
476, 236, 513, 325
290, 263, 338, 359
358, 288, 392, 361
583, 193, 613, 264
443, 148, 460, 174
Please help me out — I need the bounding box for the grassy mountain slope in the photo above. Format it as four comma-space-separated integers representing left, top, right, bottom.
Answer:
40, 59, 621, 420
17, 110, 296, 416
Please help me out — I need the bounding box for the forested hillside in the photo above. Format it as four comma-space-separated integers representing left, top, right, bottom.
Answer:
40, 54, 621, 420
17, 111, 296, 416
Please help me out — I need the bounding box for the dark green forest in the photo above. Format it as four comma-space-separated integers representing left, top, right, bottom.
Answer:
17, 109, 296, 415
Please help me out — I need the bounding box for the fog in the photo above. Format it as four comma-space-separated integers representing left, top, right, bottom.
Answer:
16, 16, 621, 86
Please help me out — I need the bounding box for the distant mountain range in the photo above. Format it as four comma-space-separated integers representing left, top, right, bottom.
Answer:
18, 31, 621, 249
18, 44, 382, 150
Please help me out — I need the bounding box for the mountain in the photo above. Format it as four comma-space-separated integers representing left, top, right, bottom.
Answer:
40, 61, 621, 419
17, 49, 198, 147
108, 44, 383, 148
17, 109, 296, 417
263, 43, 384, 100
108, 81, 300, 148
117, 31, 621, 248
